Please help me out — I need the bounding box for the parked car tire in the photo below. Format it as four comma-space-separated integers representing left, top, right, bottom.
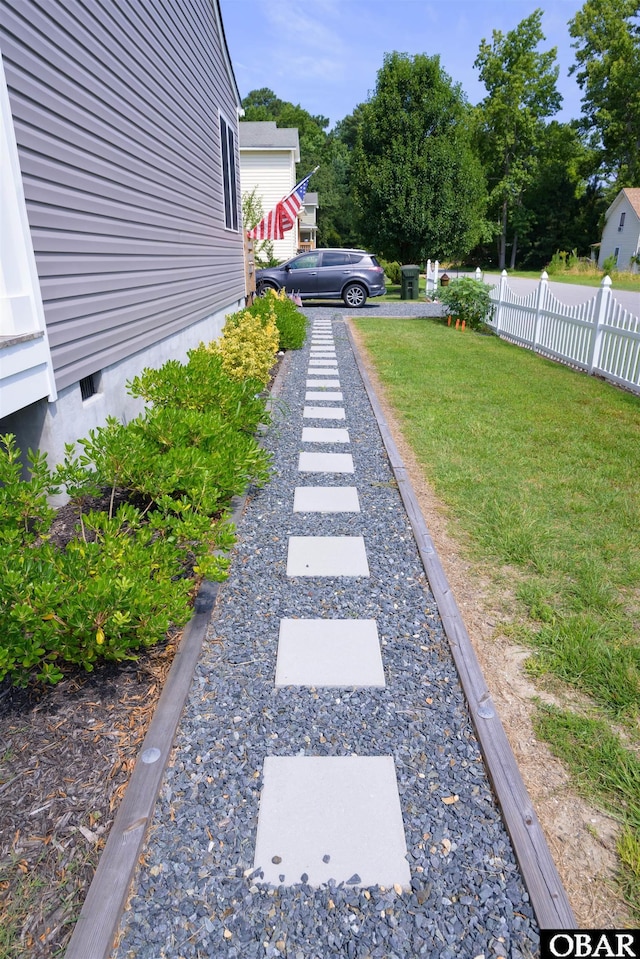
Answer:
342, 283, 367, 308
256, 280, 278, 296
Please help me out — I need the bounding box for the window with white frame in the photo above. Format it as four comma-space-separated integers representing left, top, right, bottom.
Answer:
618, 211, 626, 231
220, 115, 239, 231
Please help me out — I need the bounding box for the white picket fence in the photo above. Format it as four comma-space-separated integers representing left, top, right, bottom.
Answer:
426, 260, 484, 293
488, 270, 640, 395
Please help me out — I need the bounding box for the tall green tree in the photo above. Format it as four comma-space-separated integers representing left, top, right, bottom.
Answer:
474, 9, 562, 269
515, 121, 605, 268
568, 0, 640, 189
350, 52, 487, 263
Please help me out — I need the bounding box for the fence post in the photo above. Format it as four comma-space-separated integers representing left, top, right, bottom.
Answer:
434, 259, 440, 291
588, 275, 612, 373
475, 267, 482, 282
493, 269, 508, 332
532, 270, 548, 349
426, 258, 432, 294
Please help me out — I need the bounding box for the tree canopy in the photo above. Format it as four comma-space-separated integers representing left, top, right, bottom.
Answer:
473, 9, 562, 269
568, 0, 640, 188
350, 52, 488, 263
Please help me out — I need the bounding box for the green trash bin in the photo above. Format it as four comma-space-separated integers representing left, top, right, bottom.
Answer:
401, 264, 420, 300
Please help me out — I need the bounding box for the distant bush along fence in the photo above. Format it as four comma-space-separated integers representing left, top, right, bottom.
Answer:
0, 293, 307, 687
488, 271, 640, 395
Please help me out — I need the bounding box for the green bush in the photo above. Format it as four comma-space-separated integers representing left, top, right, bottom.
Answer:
438, 277, 494, 331
0, 320, 275, 687
380, 259, 402, 285
602, 254, 618, 275
249, 287, 307, 350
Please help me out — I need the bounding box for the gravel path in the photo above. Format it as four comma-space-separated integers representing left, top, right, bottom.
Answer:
113, 303, 539, 959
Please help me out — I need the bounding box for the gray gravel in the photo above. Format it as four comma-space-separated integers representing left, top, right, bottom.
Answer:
114, 304, 538, 959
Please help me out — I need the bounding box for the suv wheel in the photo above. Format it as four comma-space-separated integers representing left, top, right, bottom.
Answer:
257, 281, 277, 296
343, 283, 367, 308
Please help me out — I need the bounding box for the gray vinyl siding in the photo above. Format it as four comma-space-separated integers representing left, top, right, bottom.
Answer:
1, 0, 244, 391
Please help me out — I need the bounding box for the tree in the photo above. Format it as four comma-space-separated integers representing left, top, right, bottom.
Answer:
241, 188, 276, 267
568, 0, 640, 188
474, 9, 562, 269
515, 121, 605, 269
350, 52, 488, 263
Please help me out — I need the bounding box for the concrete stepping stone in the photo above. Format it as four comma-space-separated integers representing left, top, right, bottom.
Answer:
309, 359, 338, 367
306, 368, 340, 377
293, 486, 360, 512
275, 618, 384, 687
305, 391, 343, 401
303, 406, 345, 420
298, 452, 353, 473
253, 756, 411, 888
287, 536, 369, 576
301, 427, 350, 444
309, 350, 336, 356
306, 379, 340, 389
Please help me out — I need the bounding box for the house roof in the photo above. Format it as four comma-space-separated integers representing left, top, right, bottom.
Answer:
239, 121, 300, 160
606, 187, 640, 220
623, 188, 640, 218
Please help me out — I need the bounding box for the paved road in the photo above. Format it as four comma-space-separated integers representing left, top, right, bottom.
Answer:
481, 272, 639, 315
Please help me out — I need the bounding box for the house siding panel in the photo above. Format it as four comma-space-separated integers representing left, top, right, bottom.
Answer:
598, 192, 640, 270
1, 0, 244, 391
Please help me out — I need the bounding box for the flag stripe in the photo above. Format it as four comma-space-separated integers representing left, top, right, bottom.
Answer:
247, 172, 314, 241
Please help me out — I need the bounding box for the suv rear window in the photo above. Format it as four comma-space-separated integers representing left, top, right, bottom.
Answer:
323, 251, 352, 267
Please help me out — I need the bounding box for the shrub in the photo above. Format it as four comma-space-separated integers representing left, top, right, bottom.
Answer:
0, 313, 276, 687
602, 254, 618, 275
250, 288, 307, 350
0, 505, 192, 686
380, 259, 402, 285
438, 277, 494, 330
214, 308, 280, 385
128, 346, 267, 434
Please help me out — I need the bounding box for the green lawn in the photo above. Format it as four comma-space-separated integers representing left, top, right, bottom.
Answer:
354, 316, 640, 917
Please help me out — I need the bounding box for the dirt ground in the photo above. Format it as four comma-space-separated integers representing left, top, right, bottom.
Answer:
351, 321, 632, 929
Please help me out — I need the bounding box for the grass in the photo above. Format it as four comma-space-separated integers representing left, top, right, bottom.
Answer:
353, 315, 640, 917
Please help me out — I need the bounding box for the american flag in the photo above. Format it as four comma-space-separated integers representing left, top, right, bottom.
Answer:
247, 171, 315, 241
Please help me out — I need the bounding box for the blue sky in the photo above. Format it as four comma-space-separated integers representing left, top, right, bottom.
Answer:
219, 0, 587, 131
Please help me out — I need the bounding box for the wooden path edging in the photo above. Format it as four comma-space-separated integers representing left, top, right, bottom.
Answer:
346, 319, 576, 930
64, 349, 293, 959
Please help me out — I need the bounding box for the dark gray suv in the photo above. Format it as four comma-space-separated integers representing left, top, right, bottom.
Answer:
255, 249, 386, 307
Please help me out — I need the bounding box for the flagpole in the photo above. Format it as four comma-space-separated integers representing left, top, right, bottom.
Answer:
283, 165, 319, 201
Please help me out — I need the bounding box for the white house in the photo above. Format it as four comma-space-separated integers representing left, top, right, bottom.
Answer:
239, 121, 300, 261
299, 192, 319, 252
598, 188, 640, 272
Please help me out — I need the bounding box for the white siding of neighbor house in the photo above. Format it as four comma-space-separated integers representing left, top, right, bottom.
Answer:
598, 193, 640, 271
240, 150, 299, 261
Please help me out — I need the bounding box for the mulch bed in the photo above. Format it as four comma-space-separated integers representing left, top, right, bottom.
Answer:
0, 634, 180, 958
